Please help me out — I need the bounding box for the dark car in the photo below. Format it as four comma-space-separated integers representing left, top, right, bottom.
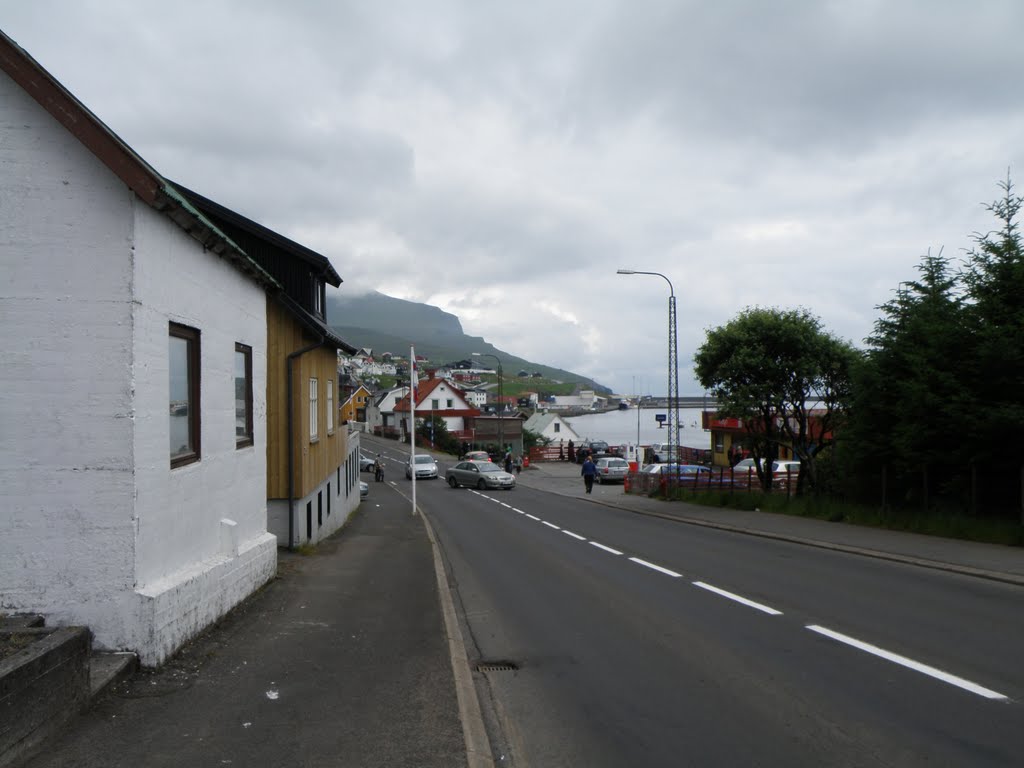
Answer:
577, 440, 610, 463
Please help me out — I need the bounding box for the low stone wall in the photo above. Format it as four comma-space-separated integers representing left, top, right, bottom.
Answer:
0, 626, 90, 767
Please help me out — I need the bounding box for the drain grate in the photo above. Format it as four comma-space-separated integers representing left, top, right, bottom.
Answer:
476, 661, 519, 673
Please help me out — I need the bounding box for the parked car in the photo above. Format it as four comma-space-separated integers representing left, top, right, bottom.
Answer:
359, 480, 369, 499
446, 460, 516, 490
772, 460, 802, 488
594, 456, 630, 484
647, 443, 678, 463
359, 453, 376, 472
576, 440, 609, 463
405, 454, 439, 480
641, 463, 709, 477
461, 450, 492, 462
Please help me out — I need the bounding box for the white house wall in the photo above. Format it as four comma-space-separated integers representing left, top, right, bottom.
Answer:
1, 72, 140, 646
0, 70, 275, 665
130, 205, 276, 664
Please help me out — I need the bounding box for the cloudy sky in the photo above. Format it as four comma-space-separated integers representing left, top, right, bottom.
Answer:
4, 1, 1022, 395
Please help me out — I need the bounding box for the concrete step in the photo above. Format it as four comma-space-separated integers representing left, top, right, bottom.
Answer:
89, 652, 138, 700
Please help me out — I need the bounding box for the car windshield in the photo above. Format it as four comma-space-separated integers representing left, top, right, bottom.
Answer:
479, 464, 503, 473
414, 455, 433, 464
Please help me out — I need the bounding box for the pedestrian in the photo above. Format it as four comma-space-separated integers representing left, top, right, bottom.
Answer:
567, 440, 576, 464
504, 452, 513, 473
513, 454, 522, 474
581, 454, 597, 494
559, 440, 565, 461
374, 454, 384, 482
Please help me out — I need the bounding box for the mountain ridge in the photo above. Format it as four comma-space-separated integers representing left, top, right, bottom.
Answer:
326, 290, 610, 393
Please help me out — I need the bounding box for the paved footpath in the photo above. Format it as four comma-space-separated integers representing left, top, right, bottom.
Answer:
517, 460, 1024, 586
22, 483, 466, 768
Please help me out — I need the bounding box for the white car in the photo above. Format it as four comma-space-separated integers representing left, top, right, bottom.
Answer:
406, 454, 439, 479
359, 481, 369, 499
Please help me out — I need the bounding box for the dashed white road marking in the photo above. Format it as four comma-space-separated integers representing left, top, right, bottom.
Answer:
541, 521, 561, 530
693, 581, 783, 616
629, 557, 683, 578
562, 530, 587, 541
590, 541, 624, 555
525, 514, 540, 521
806, 625, 1008, 700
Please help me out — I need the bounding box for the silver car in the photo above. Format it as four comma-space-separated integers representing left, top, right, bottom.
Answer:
359, 481, 369, 499
594, 456, 630, 484
406, 454, 439, 479
446, 460, 516, 490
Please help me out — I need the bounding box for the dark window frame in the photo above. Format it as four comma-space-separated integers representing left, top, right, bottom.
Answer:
235, 342, 254, 449
170, 322, 201, 468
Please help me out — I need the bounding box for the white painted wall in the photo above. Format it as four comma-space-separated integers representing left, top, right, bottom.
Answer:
1, 72, 140, 642
0, 71, 276, 665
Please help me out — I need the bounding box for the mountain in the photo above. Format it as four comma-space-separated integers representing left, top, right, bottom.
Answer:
326, 290, 610, 393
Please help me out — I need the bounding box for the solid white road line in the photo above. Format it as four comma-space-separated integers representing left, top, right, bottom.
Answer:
806, 625, 1008, 701
562, 530, 587, 541
542, 521, 561, 530
590, 542, 624, 555
629, 557, 683, 578
526, 514, 540, 521
512, 508, 525, 514
693, 581, 783, 616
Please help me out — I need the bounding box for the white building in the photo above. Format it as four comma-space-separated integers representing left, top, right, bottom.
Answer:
0, 34, 277, 665
523, 412, 581, 443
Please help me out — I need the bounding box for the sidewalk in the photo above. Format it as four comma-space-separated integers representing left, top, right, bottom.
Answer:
517, 460, 1024, 586
20, 482, 467, 768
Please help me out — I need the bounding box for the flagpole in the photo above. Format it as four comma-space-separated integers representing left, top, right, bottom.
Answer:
410, 345, 416, 514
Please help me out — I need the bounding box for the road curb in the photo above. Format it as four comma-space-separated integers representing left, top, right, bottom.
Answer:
418, 504, 496, 768
517, 473, 1024, 588
583, 497, 1024, 588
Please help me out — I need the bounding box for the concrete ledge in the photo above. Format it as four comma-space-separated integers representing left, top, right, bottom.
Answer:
0, 626, 90, 768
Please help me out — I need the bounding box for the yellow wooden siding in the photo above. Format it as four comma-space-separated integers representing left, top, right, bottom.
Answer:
266, 300, 348, 500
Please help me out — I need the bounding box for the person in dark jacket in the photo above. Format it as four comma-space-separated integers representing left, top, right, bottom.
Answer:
581, 455, 597, 494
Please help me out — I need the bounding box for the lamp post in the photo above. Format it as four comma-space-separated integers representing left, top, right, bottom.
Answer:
617, 269, 679, 490
472, 352, 504, 455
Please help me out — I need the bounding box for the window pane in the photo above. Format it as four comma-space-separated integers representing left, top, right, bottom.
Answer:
169, 334, 192, 459
309, 378, 319, 440
235, 346, 252, 444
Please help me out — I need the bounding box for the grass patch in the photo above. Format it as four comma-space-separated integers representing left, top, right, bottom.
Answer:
677, 490, 1024, 546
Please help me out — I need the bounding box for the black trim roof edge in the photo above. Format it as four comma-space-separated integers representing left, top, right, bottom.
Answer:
276, 293, 358, 355
171, 180, 343, 287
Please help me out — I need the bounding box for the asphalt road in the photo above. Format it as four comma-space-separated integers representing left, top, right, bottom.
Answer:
407, 457, 1024, 767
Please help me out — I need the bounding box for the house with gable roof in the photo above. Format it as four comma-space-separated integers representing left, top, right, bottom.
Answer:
173, 183, 362, 549
523, 412, 581, 444
392, 372, 479, 442
0, 32, 278, 665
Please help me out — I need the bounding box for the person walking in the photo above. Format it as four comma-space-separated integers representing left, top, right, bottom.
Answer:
374, 454, 385, 482
581, 454, 597, 494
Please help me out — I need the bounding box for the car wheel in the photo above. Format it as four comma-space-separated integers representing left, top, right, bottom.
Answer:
596, 475, 603, 484
448, 476, 458, 488
477, 479, 486, 490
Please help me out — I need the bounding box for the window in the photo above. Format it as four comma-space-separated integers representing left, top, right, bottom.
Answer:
326, 379, 335, 434
447, 399, 453, 408
312, 277, 323, 317
431, 399, 439, 410
169, 323, 200, 467
554, 422, 561, 433
309, 377, 319, 441
235, 343, 253, 448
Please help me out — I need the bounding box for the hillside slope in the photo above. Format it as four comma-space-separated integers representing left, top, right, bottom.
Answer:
326, 291, 609, 392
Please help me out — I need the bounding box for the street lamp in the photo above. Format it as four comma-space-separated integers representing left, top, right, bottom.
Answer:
617, 269, 679, 489
472, 352, 504, 455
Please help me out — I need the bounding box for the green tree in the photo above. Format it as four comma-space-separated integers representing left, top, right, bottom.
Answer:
846, 251, 967, 508
960, 176, 1024, 517
695, 307, 858, 493
417, 414, 459, 455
